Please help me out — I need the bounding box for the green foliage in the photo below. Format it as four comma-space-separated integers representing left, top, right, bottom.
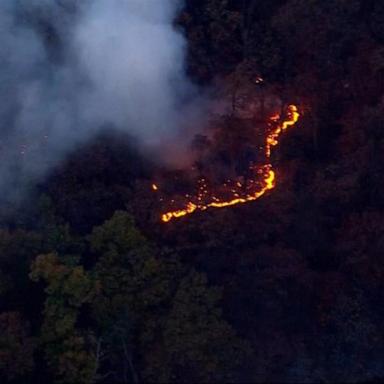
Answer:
145, 271, 252, 383
90, 211, 171, 328
30, 253, 100, 383
89, 211, 251, 382
37, 194, 85, 254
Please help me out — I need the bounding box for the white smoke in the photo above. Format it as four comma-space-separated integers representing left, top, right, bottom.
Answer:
0, 0, 197, 204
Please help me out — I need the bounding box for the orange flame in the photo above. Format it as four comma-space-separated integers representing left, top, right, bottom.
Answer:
157, 104, 300, 222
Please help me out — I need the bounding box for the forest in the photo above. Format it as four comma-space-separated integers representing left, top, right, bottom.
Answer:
1, 0, 384, 383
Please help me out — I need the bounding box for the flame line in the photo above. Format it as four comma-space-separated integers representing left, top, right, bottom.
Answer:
158, 105, 299, 223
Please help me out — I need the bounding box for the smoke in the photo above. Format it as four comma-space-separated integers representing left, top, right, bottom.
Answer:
0, 0, 199, 205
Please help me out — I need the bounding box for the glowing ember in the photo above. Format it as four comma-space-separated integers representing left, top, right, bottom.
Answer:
156, 104, 300, 222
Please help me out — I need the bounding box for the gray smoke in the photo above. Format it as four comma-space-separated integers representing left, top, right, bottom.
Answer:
0, 0, 198, 204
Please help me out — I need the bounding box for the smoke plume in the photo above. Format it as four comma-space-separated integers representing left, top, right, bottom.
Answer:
0, 0, 197, 204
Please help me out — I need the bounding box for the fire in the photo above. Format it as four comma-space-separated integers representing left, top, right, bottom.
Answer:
266, 104, 299, 158
157, 104, 300, 223
161, 202, 197, 222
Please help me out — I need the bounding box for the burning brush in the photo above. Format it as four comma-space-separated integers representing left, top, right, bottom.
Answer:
153, 105, 300, 222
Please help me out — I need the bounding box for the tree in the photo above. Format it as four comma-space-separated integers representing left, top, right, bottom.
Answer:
180, 0, 242, 81
30, 253, 100, 383
0, 311, 35, 382
146, 271, 252, 383
0, 229, 43, 313
89, 211, 252, 382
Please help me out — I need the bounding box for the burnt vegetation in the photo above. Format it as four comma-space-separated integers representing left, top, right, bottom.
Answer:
1, 1, 384, 383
